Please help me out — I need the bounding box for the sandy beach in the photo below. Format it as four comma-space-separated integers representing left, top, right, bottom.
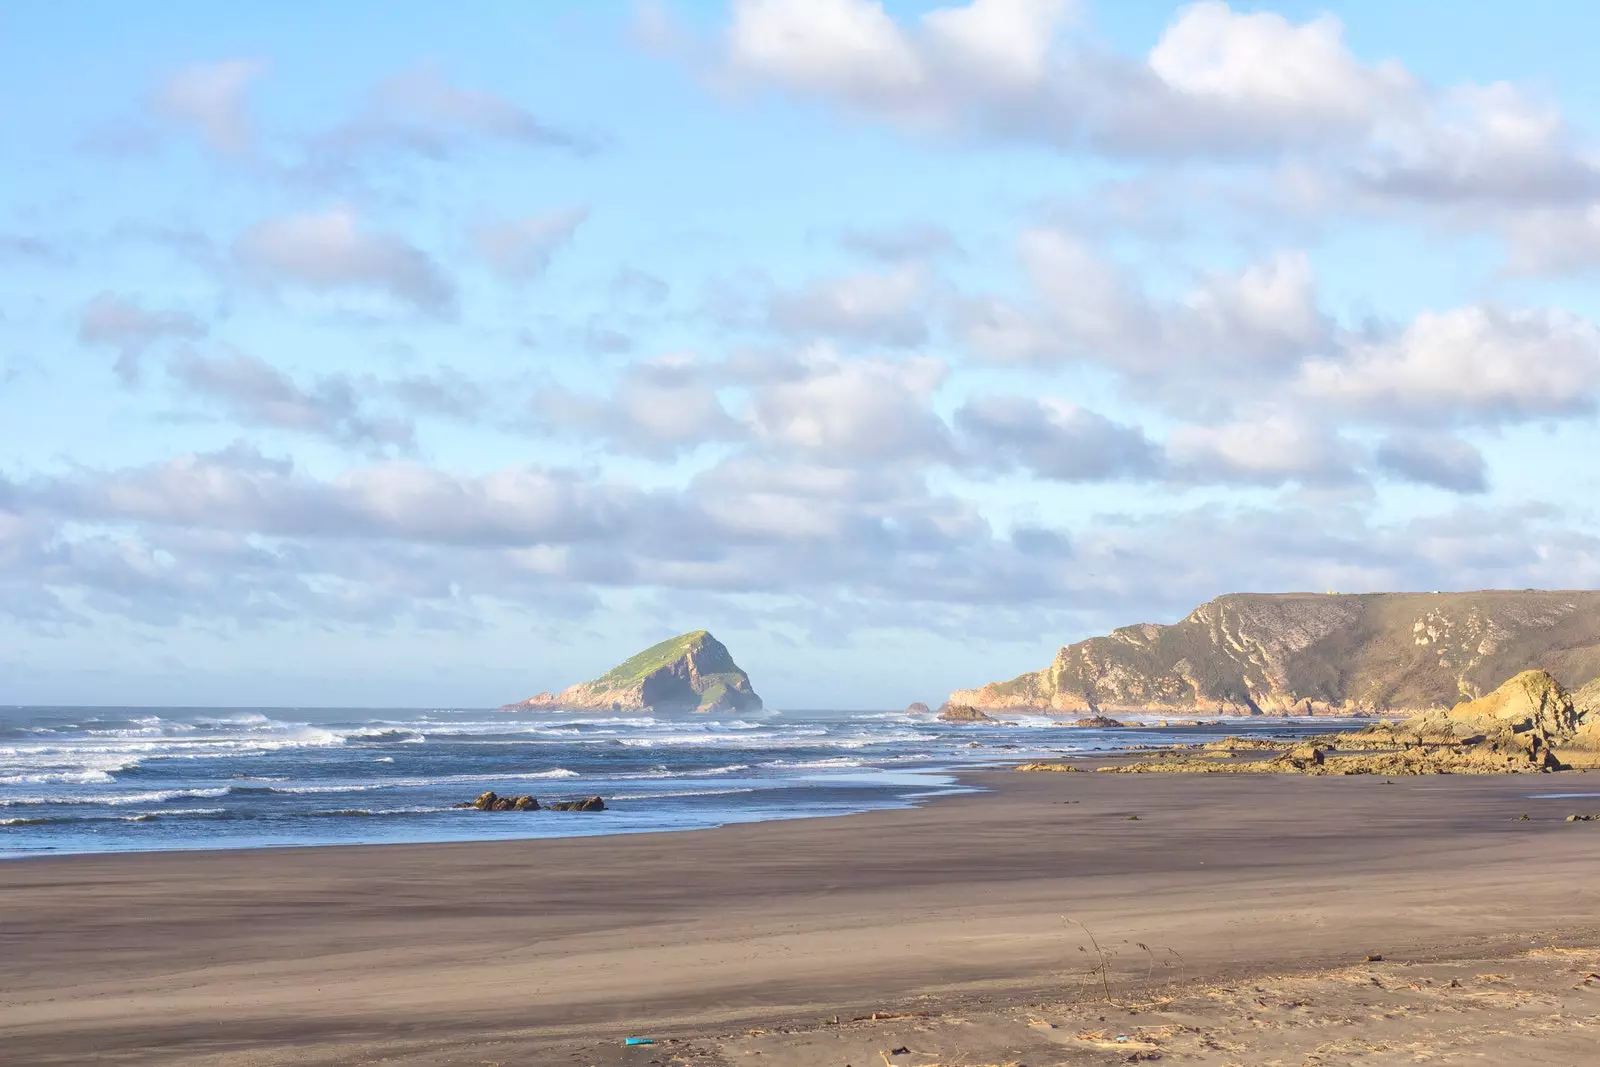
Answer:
5, 770, 1600, 1065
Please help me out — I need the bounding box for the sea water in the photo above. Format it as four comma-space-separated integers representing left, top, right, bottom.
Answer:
0, 706, 1345, 857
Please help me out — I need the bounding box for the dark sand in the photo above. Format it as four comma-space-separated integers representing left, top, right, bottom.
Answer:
4, 771, 1599, 1064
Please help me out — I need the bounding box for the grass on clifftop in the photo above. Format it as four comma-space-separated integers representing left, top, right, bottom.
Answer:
591, 631, 714, 689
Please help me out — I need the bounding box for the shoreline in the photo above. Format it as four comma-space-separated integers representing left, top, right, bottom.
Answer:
6, 768, 1600, 1064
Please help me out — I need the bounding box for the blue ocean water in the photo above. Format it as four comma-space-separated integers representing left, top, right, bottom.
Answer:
0, 707, 1343, 857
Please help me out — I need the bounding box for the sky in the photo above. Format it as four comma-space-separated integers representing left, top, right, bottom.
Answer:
4, 0, 1600, 709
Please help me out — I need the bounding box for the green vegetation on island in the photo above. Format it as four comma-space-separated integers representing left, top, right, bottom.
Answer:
507, 630, 762, 714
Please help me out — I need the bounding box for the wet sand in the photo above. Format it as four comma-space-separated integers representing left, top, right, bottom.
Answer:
3, 771, 1599, 1064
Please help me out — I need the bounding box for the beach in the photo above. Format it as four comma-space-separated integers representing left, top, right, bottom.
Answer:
5, 769, 1599, 1064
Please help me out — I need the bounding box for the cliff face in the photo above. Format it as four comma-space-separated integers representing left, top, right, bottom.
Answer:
508, 631, 763, 714
950, 591, 1600, 716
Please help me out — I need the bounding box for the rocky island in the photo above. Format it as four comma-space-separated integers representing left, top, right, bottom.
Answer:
951, 590, 1600, 717
504, 630, 763, 714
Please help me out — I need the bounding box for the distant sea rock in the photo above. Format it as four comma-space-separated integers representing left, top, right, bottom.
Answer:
905, 702, 932, 715
948, 591, 1600, 718
938, 704, 996, 723
506, 631, 762, 714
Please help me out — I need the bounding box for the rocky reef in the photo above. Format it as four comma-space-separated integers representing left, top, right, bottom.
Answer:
1085, 669, 1600, 776
506, 631, 762, 714
456, 791, 606, 811
954, 591, 1600, 717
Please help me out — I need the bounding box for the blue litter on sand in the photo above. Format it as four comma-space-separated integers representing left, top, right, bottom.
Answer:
625, 1037, 656, 1046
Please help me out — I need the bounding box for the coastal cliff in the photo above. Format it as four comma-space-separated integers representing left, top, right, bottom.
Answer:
506, 630, 763, 714
950, 591, 1600, 716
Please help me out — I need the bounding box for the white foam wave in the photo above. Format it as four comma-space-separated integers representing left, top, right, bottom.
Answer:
609, 787, 760, 801
759, 757, 869, 770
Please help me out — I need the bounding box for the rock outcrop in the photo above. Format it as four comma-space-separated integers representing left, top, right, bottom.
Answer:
1104, 670, 1599, 775
938, 704, 996, 723
458, 792, 541, 811
506, 631, 762, 714
950, 591, 1600, 717
545, 796, 607, 812
456, 791, 605, 811
905, 702, 932, 715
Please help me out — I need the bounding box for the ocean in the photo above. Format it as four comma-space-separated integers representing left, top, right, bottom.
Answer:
0, 706, 1343, 857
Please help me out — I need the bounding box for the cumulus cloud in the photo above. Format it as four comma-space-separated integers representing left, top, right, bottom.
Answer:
168, 349, 415, 452
233, 207, 455, 314
956, 231, 1327, 388
1165, 413, 1359, 487
955, 395, 1159, 481
535, 354, 743, 458
767, 265, 930, 347
704, 0, 1600, 226
78, 293, 207, 383
1374, 433, 1489, 494
9, 443, 1598, 636
1299, 306, 1600, 424
154, 58, 267, 155
1504, 205, 1600, 275
716, 0, 1411, 154
746, 348, 953, 462
473, 207, 590, 280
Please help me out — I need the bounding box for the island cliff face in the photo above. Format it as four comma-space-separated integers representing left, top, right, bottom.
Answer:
507, 631, 763, 714
950, 591, 1600, 717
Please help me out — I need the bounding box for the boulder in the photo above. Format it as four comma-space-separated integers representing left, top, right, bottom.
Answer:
546, 796, 607, 812
905, 702, 932, 715
939, 704, 996, 723
458, 791, 541, 811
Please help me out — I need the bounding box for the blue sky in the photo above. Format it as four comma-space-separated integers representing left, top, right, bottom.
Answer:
4, 0, 1600, 708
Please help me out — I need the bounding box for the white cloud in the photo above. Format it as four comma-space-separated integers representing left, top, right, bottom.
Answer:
1504, 204, 1600, 275
1300, 306, 1600, 423
727, 0, 927, 110
1147, 4, 1411, 133
956, 231, 1326, 383
955, 395, 1159, 481
705, 0, 1600, 225
233, 207, 455, 314
328, 64, 595, 158
1374, 433, 1488, 494
922, 0, 1077, 91
78, 293, 207, 383
168, 349, 415, 452
1166, 413, 1357, 487
768, 264, 930, 346
746, 347, 952, 462
473, 207, 590, 280
536, 354, 743, 458
154, 58, 267, 155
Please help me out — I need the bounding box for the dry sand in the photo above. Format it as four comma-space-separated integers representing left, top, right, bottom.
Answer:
3, 771, 1599, 1065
